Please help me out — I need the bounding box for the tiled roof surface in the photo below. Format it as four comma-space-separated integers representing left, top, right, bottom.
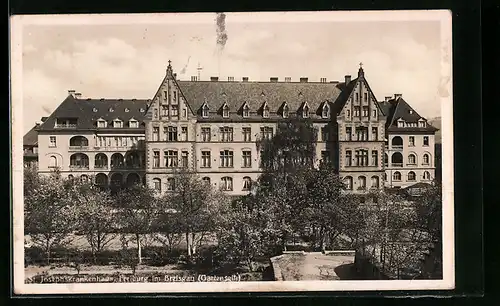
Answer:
23, 125, 38, 146
177, 80, 343, 120
37, 96, 150, 131
378, 97, 438, 132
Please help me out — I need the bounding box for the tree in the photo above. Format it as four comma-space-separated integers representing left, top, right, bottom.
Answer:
414, 181, 442, 243
71, 179, 117, 264
114, 184, 157, 265
24, 175, 77, 265
162, 169, 225, 257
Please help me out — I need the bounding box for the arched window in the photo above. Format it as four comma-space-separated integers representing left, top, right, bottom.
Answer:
221, 177, 233, 191
423, 153, 430, 165
95, 153, 108, 169
242, 176, 252, 191
222, 104, 230, 118
49, 155, 58, 168
126, 173, 141, 186
282, 103, 289, 118
242, 104, 250, 118
110, 173, 123, 187
302, 104, 310, 118
358, 176, 366, 190
344, 176, 353, 190
263, 104, 270, 118
167, 178, 176, 191
408, 154, 416, 165
125, 151, 140, 168
69, 136, 89, 147
95, 173, 108, 186
393, 171, 402, 181
423, 171, 431, 180
202, 177, 211, 185
152, 178, 161, 192
70, 153, 89, 169
391, 136, 403, 148
371, 176, 379, 189
202, 104, 209, 118
110, 153, 124, 169
322, 103, 330, 118
408, 171, 416, 181
391, 152, 403, 167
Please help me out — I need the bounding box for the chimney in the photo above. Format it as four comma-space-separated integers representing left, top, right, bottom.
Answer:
345, 75, 351, 85
242, 77, 249, 82
320, 77, 327, 83
394, 93, 402, 99
299, 77, 308, 83
210, 77, 219, 82
68, 89, 76, 96
74, 92, 82, 99
41, 117, 48, 122
270, 77, 278, 82
285, 77, 291, 82
385, 96, 392, 102
228, 76, 234, 82
191, 76, 198, 81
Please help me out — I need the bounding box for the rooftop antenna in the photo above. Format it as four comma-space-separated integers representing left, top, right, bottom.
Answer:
197, 62, 203, 81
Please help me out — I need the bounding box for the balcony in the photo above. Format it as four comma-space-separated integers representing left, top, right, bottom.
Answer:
94, 165, 109, 170
69, 145, 89, 151
55, 124, 77, 128
390, 145, 403, 150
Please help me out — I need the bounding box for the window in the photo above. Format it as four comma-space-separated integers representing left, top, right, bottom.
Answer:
364, 93, 368, 102
220, 177, 233, 191
49, 136, 57, 147
419, 121, 426, 128
263, 105, 270, 118
344, 176, 353, 190
346, 109, 351, 118
181, 127, 188, 141
371, 150, 378, 166
165, 150, 178, 168
220, 127, 233, 142
129, 120, 139, 128
321, 151, 330, 164
153, 151, 160, 168
162, 105, 169, 117
222, 104, 230, 118
423, 136, 429, 146
397, 120, 404, 128
220, 150, 234, 168
242, 127, 252, 142
201, 151, 211, 168
97, 120, 107, 128
202, 177, 211, 185
282, 104, 289, 118
113, 120, 123, 128
260, 127, 273, 140
167, 178, 176, 191
355, 93, 359, 102
154, 108, 158, 119
371, 127, 378, 141
345, 150, 352, 166
182, 108, 187, 119
181, 151, 188, 168
423, 171, 431, 180
173, 91, 177, 103
166, 126, 178, 142
322, 104, 330, 118
201, 127, 211, 142
171, 105, 179, 117
49, 155, 57, 168
423, 154, 430, 165
355, 149, 369, 166
242, 177, 252, 191
163, 90, 168, 101
202, 105, 209, 118
362, 106, 369, 117
408, 171, 416, 181
372, 109, 377, 117
356, 127, 368, 141
152, 127, 159, 141
371, 176, 380, 189
242, 151, 252, 168
70, 153, 89, 169
354, 106, 360, 117
242, 104, 250, 118
346, 127, 352, 141
358, 176, 366, 190
318, 127, 328, 141
153, 178, 161, 192
393, 171, 402, 181
409, 136, 415, 147
302, 105, 309, 118
408, 154, 416, 165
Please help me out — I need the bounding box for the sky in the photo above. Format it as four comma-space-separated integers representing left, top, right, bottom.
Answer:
19, 12, 445, 135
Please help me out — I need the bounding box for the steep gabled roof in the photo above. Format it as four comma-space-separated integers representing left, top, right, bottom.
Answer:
379, 97, 438, 133
331, 78, 358, 115
177, 81, 342, 120
37, 95, 149, 131
23, 125, 38, 146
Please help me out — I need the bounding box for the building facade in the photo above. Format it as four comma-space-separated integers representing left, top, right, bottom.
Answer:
34, 62, 438, 195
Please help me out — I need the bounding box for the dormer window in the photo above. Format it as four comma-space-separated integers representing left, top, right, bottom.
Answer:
140, 108, 145, 113
92, 108, 98, 113
97, 119, 107, 128
129, 119, 139, 128
418, 119, 426, 128
202, 103, 209, 118
282, 103, 289, 118
109, 108, 114, 112
222, 103, 230, 118
125, 108, 130, 113
242, 104, 250, 118
113, 119, 123, 128
322, 103, 330, 118
397, 118, 405, 128
262, 103, 270, 118
302, 104, 310, 119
